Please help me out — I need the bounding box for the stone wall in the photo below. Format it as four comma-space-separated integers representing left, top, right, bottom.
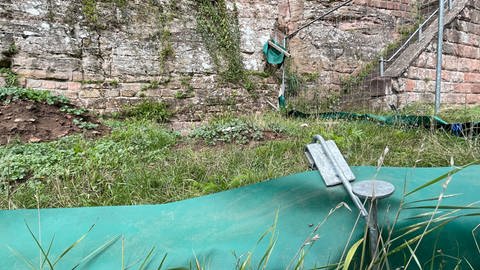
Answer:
0, 0, 280, 121
2, 0, 477, 119
393, 0, 480, 107
285, 0, 418, 91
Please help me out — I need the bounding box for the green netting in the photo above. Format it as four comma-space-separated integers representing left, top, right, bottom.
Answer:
1, 166, 479, 269
288, 110, 480, 137
263, 40, 286, 65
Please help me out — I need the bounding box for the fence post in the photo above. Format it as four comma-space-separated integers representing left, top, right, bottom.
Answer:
434, 0, 445, 115
380, 57, 384, 77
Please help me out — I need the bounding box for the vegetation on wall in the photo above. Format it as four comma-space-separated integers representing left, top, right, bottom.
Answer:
0, 68, 19, 88
195, 0, 246, 85
81, 0, 128, 27
156, 0, 178, 73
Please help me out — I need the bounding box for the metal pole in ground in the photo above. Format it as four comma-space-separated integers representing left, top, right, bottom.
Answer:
434, 0, 445, 115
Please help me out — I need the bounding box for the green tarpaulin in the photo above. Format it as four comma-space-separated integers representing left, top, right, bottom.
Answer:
1, 166, 479, 269
288, 110, 480, 137
263, 41, 286, 65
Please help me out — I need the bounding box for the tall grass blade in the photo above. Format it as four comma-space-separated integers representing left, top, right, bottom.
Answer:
122, 237, 125, 270
405, 241, 422, 270
238, 252, 252, 270
25, 222, 54, 270
293, 249, 306, 270
194, 255, 202, 270
71, 235, 121, 269
473, 224, 480, 255
138, 247, 156, 270
464, 258, 475, 270
156, 253, 168, 270
404, 205, 480, 210
342, 238, 363, 270
405, 163, 475, 197
257, 211, 278, 270
52, 224, 95, 266
404, 194, 461, 205
7, 246, 36, 270
42, 236, 55, 269
388, 220, 451, 255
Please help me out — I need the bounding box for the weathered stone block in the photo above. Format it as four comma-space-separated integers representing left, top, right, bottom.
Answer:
442, 93, 467, 104
67, 82, 82, 91
466, 94, 480, 104
79, 89, 101, 98
25, 78, 43, 88
464, 72, 480, 83
42, 80, 58, 90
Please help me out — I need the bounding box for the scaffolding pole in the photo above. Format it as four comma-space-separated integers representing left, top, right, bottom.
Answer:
434, 0, 445, 115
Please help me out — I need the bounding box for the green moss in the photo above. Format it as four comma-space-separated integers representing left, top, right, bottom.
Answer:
82, 0, 98, 24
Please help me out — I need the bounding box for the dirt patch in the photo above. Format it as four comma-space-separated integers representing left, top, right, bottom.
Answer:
0, 99, 108, 145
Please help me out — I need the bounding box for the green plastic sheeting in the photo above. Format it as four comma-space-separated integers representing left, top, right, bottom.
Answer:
1, 166, 480, 269
288, 110, 480, 137
263, 41, 286, 65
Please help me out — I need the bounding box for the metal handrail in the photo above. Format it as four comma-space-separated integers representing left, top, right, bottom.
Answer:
380, 0, 454, 76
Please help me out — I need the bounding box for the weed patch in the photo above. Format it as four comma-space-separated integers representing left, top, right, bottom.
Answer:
120, 100, 172, 123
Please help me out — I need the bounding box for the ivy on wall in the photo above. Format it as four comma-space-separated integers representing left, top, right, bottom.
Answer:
195, 0, 246, 85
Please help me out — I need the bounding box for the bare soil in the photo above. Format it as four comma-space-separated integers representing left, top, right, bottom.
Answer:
0, 99, 108, 145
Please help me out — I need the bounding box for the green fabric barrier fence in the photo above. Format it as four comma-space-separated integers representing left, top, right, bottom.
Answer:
288, 110, 480, 137
1, 166, 479, 269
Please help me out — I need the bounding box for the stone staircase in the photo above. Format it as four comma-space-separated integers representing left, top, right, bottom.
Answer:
340, 0, 477, 110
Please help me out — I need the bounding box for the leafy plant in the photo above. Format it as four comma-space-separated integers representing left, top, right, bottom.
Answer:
0, 68, 19, 87
140, 81, 160, 92
73, 118, 99, 130
60, 106, 87, 116
190, 118, 265, 145
120, 100, 172, 123
0, 87, 70, 105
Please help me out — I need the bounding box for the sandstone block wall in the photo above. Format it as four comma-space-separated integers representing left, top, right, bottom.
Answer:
0, 0, 280, 121
393, 0, 480, 107
286, 0, 418, 97
1, 0, 478, 119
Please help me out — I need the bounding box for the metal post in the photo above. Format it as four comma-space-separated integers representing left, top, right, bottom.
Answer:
368, 199, 379, 270
418, 26, 423, 40
379, 57, 384, 77
312, 135, 369, 217
434, 0, 445, 115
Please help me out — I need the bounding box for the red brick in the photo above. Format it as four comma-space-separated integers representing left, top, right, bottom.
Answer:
464, 73, 480, 83
466, 94, 480, 104
453, 83, 473, 94
442, 70, 463, 83
67, 81, 82, 91
405, 79, 416, 92
472, 84, 480, 94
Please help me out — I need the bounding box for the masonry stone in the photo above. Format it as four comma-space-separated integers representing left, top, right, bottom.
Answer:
1, 0, 479, 118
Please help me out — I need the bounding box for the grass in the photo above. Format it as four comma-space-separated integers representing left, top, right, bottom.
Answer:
1, 93, 480, 269
1, 110, 480, 209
